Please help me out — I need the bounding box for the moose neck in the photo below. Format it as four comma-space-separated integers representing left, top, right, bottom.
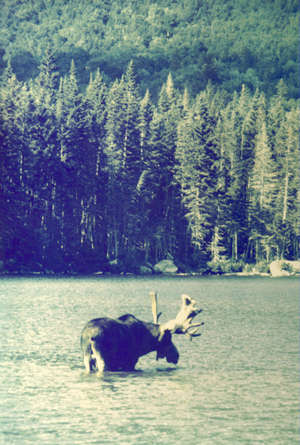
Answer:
132, 322, 162, 357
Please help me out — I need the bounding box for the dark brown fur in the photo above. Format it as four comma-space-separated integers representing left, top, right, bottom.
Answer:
81, 314, 179, 372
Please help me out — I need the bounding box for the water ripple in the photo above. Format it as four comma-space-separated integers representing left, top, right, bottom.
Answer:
0, 276, 299, 444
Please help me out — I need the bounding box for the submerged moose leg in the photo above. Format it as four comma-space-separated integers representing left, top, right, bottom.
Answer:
91, 339, 105, 374
82, 341, 96, 374
83, 350, 93, 374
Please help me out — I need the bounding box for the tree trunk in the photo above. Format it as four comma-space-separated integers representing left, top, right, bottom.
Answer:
232, 230, 238, 260
282, 170, 289, 222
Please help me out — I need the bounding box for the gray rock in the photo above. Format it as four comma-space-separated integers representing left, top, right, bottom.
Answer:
269, 259, 300, 277
139, 265, 153, 275
153, 259, 178, 274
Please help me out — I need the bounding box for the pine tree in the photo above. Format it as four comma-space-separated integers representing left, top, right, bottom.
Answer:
144, 73, 184, 263
56, 62, 102, 270
24, 50, 63, 270
104, 62, 142, 267
248, 117, 278, 261
138, 88, 153, 165
223, 86, 260, 261
273, 107, 299, 258
182, 87, 190, 113
201, 85, 228, 263
62, 59, 79, 109
268, 79, 288, 153
133, 89, 156, 263
138, 85, 188, 265
0, 71, 28, 268
84, 69, 108, 266
0, 71, 23, 188
36, 48, 59, 109
175, 93, 219, 263
213, 104, 234, 261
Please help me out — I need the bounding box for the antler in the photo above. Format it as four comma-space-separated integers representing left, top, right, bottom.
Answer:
160, 294, 204, 340
150, 291, 162, 324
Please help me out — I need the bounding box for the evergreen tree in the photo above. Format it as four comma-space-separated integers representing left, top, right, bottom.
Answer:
133, 89, 156, 263
138, 88, 153, 165
224, 86, 259, 260
213, 104, 234, 262
25, 50, 63, 270
175, 93, 219, 263
0, 72, 28, 268
248, 117, 278, 262
105, 62, 142, 267
145, 73, 185, 263
84, 69, 108, 267
56, 62, 102, 270
36, 48, 59, 109
273, 107, 299, 258
268, 79, 289, 154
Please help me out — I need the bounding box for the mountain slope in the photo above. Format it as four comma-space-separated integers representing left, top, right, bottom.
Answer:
0, 0, 298, 97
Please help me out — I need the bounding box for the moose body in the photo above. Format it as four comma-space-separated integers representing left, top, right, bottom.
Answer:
81, 314, 179, 372
81, 293, 203, 373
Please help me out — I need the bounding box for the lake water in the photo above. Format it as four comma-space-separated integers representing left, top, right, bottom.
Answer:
0, 275, 298, 444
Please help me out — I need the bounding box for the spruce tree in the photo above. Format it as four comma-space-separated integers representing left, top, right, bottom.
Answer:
105, 62, 142, 267
57, 61, 100, 270
175, 93, 219, 264
0, 71, 28, 268
84, 69, 108, 266
248, 117, 278, 262
268, 79, 288, 153
224, 86, 259, 261
146, 73, 184, 263
138, 88, 153, 165
36, 47, 59, 109
273, 107, 299, 258
213, 105, 234, 262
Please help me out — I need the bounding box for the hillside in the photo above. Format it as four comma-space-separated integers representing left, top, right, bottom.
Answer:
0, 0, 298, 98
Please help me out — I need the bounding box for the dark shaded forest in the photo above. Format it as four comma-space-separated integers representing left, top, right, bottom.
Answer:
0, 0, 298, 99
0, 49, 298, 274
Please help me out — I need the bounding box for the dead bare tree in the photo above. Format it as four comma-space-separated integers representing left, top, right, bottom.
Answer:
80, 292, 204, 373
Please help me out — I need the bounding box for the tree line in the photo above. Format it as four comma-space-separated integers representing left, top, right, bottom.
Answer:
0, 52, 299, 274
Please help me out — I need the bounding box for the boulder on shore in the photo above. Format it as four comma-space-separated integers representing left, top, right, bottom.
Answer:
139, 265, 153, 275
153, 259, 178, 274
269, 259, 300, 277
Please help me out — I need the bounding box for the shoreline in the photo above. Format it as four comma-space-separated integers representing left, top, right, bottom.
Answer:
0, 270, 299, 278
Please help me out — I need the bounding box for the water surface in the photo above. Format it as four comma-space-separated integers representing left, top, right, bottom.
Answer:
0, 275, 298, 444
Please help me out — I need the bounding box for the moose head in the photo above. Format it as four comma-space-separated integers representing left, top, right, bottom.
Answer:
80, 292, 204, 373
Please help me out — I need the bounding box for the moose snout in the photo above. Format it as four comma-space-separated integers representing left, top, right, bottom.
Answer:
166, 344, 179, 364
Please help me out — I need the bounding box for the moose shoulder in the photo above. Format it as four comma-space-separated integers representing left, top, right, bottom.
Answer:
80, 293, 204, 373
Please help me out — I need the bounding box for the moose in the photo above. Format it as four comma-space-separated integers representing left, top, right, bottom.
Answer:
80, 292, 204, 373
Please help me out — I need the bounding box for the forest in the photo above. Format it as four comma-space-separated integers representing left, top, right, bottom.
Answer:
0, 0, 298, 99
0, 49, 298, 274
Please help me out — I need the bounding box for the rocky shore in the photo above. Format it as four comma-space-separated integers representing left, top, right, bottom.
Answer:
1, 257, 299, 278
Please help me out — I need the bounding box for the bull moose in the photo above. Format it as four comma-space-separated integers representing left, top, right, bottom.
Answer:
80, 292, 204, 373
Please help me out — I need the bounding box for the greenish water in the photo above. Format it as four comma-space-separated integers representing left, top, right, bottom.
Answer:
0, 276, 299, 444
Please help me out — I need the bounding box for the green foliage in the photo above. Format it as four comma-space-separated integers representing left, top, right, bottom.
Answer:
253, 261, 270, 274
281, 262, 293, 273
0, 0, 298, 99
0, 54, 299, 273
175, 92, 218, 254
207, 259, 244, 274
